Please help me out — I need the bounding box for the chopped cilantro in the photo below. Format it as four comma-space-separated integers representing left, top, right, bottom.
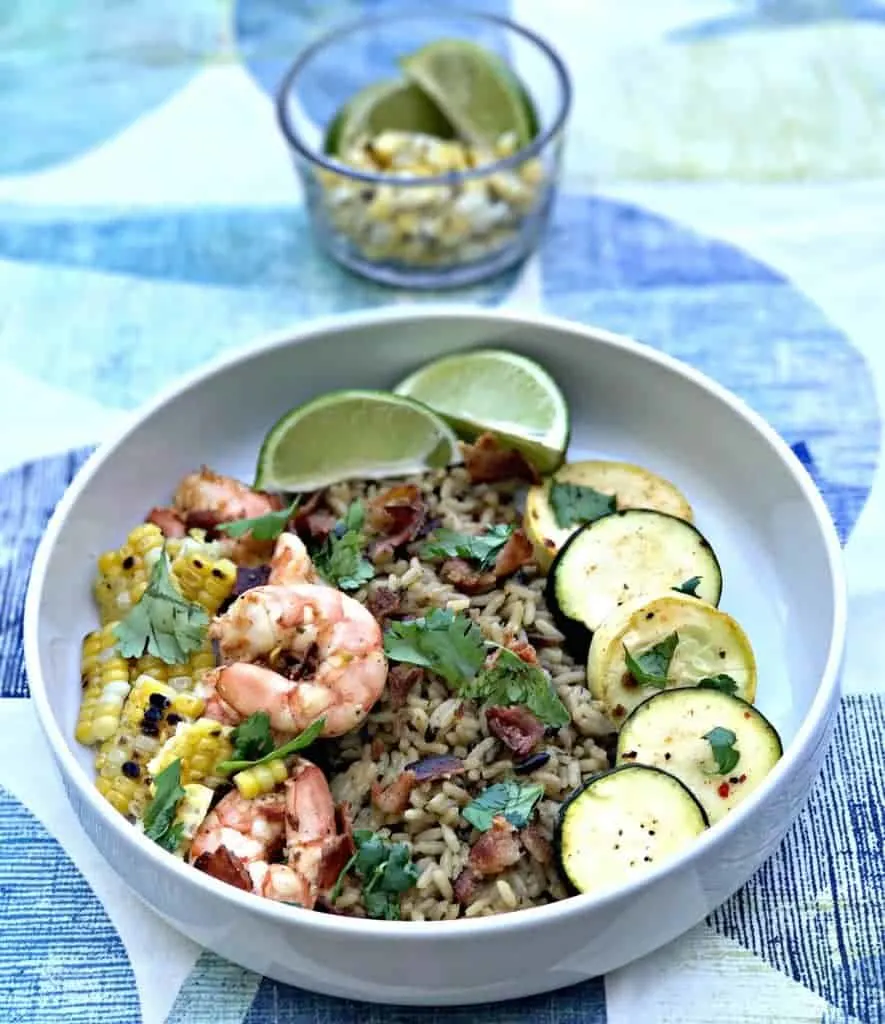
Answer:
313, 500, 374, 591
703, 726, 740, 775
421, 523, 514, 569
113, 551, 209, 664
228, 711, 275, 763
672, 576, 702, 597
462, 780, 545, 832
548, 481, 616, 529
697, 674, 739, 696
215, 497, 300, 541
461, 646, 569, 728
383, 609, 486, 687
143, 759, 186, 851
216, 716, 325, 775
623, 632, 679, 688
329, 830, 420, 920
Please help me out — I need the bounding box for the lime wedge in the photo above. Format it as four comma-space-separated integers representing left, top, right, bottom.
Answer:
400, 39, 536, 148
254, 390, 461, 492
393, 349, 569, 474
324, 78, 455, 155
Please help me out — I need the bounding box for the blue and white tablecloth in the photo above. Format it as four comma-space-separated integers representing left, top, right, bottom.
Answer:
1, 2, 883, 1021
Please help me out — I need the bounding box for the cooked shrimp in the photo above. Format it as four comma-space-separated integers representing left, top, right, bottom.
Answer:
202, 582, 386, 737
268, 531, 320, 586
189, 759, 352, 909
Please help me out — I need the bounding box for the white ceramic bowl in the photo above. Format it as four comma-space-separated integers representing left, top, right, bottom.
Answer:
25, 306, 846, 1006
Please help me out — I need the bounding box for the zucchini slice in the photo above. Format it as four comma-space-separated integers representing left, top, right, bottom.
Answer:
546, 509, 722, 656
616, 688, 782, 826
587, 593, 757, 724
525, 459, 693, 571
557, 764, 708, 896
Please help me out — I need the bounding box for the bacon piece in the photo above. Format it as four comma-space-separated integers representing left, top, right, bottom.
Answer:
504, 638, 540, 665
146, 506, 186, 538
183, 508, 225, 534
453, 866, 480, 905
367, 484, 427, 556
366, 586, 401, 625
493, 528, 534, 579
387, 664, 424, 710
486, 705, 545, 757
192, 846, 252, 892
520, 824, 553, 866
461, 433, 541, 485
439, 557, 496, 595
468, 816, 523, 877
316, 807, 357, 892
371, 770, 417, 815
406, 755, 466, 783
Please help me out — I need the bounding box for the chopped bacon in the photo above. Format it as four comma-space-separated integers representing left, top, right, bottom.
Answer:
366, 586, 401, 625
453, 866, 480, 905
520, 824, 553, 866
371, 770, 417, 815
302, 511, 338, 542
317, 825, 357, 892
367, 484, 427, 556
370, 737, 386, 760
486, 705, 545, 757
468, 816, 522, 877
461, 433, 541, 485
387, 664, 424, 710
192, 846, 252, 892
504, 638, 540, 665
439, 557, 496, 595
406, 755, 466, 783
182, 508, 225, 534
493, 528, 534, 579
146, 506, 186, 538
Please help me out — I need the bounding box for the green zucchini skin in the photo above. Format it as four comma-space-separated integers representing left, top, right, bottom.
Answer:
555, 764, 710, 896
545, 509, 723, 659
616, 688, 783, 826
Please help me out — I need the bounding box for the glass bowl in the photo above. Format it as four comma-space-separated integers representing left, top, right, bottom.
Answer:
275, 9, 572, 289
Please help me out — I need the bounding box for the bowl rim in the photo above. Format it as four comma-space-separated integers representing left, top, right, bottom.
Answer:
24, 303, 847, 939
273, 7, 573, 187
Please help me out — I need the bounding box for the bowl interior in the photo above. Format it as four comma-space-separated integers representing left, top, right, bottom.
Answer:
32, 312, 837, 801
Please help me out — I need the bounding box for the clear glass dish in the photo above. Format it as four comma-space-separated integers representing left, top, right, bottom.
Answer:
275, 9, 572, 289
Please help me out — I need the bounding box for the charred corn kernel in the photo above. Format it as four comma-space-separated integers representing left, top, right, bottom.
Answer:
147, 718, 233, 787
169, 784, 214, 858
94, 676, 203, 819
76, 625, 131, 745
233, 758, 289, 799
170, 549, 237, 615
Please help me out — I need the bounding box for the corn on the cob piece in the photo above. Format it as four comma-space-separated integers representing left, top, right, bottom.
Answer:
233, 758, 288, 799
168, 783, 214, 858
94, 675, 205, 819
130, 642, 215, 694
170, 548, 237, 615
147, 717, 233, 788
76, 624, 131, 746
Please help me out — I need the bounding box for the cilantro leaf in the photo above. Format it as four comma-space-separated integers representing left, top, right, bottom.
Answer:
143, 759, 186, 849
329, 829, 419, 920
461, 646, 569, 728
216, 716, 325, 774
703, 726, 740, 775
623, 632, 679, 688
672, 576, 702, 597
421, 524, 514, 569
462, 780, 545, 832
228, 711, 275, 763
549, 481, 616, 529
313, 501, 374, 591
383, 609, 486, 686
215, 497, 300, 541
697, 674, 739, 696
113, 551, 209, 664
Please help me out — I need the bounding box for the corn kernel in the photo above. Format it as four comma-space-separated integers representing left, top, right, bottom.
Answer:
233, 758, 289, 799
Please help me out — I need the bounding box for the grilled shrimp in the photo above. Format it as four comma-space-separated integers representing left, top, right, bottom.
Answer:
202, 582, 386, 738
189, 760, 353, 909
268, 532, 320, 586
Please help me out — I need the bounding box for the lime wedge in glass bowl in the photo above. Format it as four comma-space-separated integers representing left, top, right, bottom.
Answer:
254, 390, 461, 492
393, 348, 569, 474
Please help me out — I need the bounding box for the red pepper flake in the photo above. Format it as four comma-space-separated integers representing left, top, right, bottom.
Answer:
744, 712, 752, 719
738, 773, 747, 784
717, 781, 730, 799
